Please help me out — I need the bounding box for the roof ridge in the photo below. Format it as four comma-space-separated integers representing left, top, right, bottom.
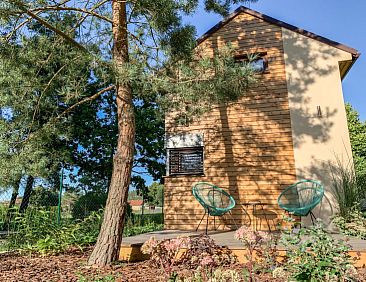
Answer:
196, 5, 360, 58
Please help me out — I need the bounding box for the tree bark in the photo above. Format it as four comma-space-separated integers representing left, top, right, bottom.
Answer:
88, 0, 135, 266
19, 175, 34, 213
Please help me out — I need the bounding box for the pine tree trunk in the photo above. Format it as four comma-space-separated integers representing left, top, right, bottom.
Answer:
19, 175, 34, 213
88, 0, 135, 266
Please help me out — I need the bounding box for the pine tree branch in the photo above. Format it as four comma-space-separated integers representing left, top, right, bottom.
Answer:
30, 6, 113, 24
5, 15, 34, 41
29, 62, 71, 135
128, 31, 160, 50
13, 2, 87, 52
56, 85, 115, 119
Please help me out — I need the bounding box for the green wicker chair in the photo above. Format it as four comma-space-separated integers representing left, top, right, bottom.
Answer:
277, 179, 324, 224
192, 182, 237, 233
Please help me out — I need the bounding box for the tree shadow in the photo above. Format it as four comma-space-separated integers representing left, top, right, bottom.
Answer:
164, 10, 354, 230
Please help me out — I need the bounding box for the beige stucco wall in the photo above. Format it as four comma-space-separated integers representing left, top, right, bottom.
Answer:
282, 28, 353, 227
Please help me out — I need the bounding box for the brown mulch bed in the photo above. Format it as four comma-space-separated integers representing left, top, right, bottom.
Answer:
1, 249, 365, 282
0, 248, 163, 282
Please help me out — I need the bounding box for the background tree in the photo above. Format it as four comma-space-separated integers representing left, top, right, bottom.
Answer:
148, 182, 164, 207
29, 186, 59, 207
0, 14, 89, 211
346, 104, 366, 174
1, 0, 258, 266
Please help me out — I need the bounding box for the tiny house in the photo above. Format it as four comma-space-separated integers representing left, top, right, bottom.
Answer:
164, 6, 360, 231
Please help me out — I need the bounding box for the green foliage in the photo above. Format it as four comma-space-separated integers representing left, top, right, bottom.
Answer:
29, 186, 58, 207
2, 207, 162, 254
234, 226, 278, 280
281, 220, 358, 282
332, 206, 366, 239
72, 192, 108, 219
329, 158, 366, 218
176, 269, 241, 282
6, 209, 103, 254
0, 14, 93, 187
123, 213, 163, 237
0, 0, 258, 197
77, 274, 118, 282
147, 182, 164, 206
123, 221, 163, 237
346, 104, 366, 174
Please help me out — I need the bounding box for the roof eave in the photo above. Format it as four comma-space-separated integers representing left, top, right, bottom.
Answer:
341, 53, 361, 80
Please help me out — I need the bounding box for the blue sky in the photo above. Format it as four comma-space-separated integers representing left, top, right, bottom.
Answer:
183, 0, 366, 121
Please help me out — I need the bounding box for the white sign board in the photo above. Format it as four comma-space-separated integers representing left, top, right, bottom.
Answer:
165, 133, 204, 148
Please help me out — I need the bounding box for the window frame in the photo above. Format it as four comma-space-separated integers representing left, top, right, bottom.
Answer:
234, 52, 269, 74
168, 146, 204, 176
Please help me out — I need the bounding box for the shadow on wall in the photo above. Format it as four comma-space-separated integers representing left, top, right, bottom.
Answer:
283, 33, 339, 148
299, 154, 353, 228
165, 13, 348, 230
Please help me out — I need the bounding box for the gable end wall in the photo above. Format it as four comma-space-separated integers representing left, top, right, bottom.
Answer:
164, 12, 297, 231
282, 28, 353, 226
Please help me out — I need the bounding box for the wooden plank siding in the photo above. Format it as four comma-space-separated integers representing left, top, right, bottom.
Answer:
164, 11, 297, 231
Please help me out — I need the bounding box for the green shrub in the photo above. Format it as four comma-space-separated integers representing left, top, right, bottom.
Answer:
29, 186, 59, 207
332, 206, 366, 239
77, 274, 117, 282
281, 220, 358, 282
4, 207, 162, 254
6, 209, 103, 254
72, 192, 107, 219
129, 212, 163, 225
330, 159, 366, 218
123, 213, 163, 237
176, 269, 241, 282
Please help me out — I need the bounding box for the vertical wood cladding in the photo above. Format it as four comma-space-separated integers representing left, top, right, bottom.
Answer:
164, 12, 297, 231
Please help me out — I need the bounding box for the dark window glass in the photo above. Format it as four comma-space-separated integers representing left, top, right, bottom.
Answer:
169, 147, 204, 175
249, 58, 267, 73
235, 55, 268, 73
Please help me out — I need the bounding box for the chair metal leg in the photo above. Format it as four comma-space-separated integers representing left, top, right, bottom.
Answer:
205, 211, 209, 234
261, 203, 272, 232
196, 210, 207, 231
310, 211, 316, 225
253, 204, 257, 231
228, 210, 239, 229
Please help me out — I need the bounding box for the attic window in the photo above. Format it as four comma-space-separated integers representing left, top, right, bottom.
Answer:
235, 53, 268, 73
249, 58, 267, 73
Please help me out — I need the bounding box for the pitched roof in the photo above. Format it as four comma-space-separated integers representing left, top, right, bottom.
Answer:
197, 6, 360, 61
128, 199, 143, 206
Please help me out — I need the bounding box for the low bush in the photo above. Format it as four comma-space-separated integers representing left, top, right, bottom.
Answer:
72, 192, 108, 219
123, 221, 163, 237
180, 234, 237, 269
123, 213, 163, 237
29, 186, 59, 207
141, 234, 237, 279
330, 159, 366, 218
332, 206, 366, 239
280, 219, 358, 282
176, 269, 241, 282
6, 209, 103, 254
3, 207, 162, 255
234, 226, 278, 281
